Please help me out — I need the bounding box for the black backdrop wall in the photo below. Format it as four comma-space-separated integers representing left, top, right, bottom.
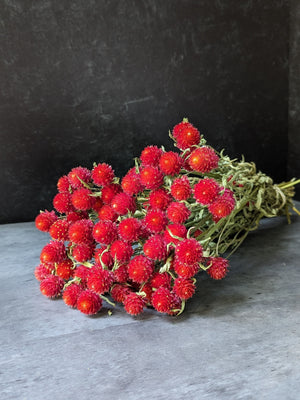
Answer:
0, 0, 298, 224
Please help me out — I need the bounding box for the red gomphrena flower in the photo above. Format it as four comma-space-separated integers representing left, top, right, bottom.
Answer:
34, 264, 50, 281
173, 277, 196, 300
40, 275, 64, 298
194, 178, 220, 205
71, 188, 96, 211
93, 220, 118, 245
63, 283, 83, 308
170, 176, 192, 201
159, 151, 182, 176
57, 175, 70, 193
140, 145, 163, 167
163, 223, 187, 245
124, 292, 146, 315
92, 163, 114, 186
98, 205, 118, 222
143, 234, 168, 261
140, 166, 164, 190
72, 243, 95, 262
173, 259, 199, 278
110, 240, 133, 263
167, 292, 183, 316
111, 192, 136, 215
73, 265, 91, 287
49, 219, 70, 241
206, 257, 229, 280
94, 246, 114, 269
175, 238, 203, 265
68, 166, 91, 189
121, 168, 144, 195
53, 192, 73, 214
68, 219, 94, 244
151, 287, 173, 313
208, 189, 235, 222
166, 202, 191, 224
92, 197, 104, 213
101, 183, 122, 204
66, 210, 88, 223
144, 209, 168, 234
56, 259, 74, 280
172, 120, 201, 150
87, 265, 114, 295
110, 284, 131, 303
118, 217, 141, 242
40, 241, 66, 264
150, 272, 172, 289
35, 210, 58, 232
113, 263, 129, 283
128, 255, 154, 284
188, 146, 219, 173
77, 290, 102, 315
149, 188, 172, 211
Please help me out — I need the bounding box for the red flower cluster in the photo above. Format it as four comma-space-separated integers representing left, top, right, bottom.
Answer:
34, 120, 236, 317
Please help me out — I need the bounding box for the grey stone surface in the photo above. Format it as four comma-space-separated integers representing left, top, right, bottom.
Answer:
1, 205, 300, 400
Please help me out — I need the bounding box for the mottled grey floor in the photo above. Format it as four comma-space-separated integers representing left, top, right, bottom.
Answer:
1, 205, 300, 400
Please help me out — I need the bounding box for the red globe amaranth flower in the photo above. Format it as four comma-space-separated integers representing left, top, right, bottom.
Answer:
166, 202, 191, 224
118, 217, 141, 242
110, 240, 133, 263
57, 175, 70, 193
208, 190, 235, 222
140, 166, 164, 190
128, 255, 154, 284
175, 238, 203, 265
98, 205, 118, 222
87, 266, 114, 295
170, 176, 192, 201
151, 287, 173, 313
144, 209, 168, 234
56, 259, 74, 280
140, 145, 163, 167
92, 163, 114, 186
94, 247, 114, 269
93, 220, 118, 245
124, 292, 146, 315
72, 243, 95, 262
40, 275, 64, 298
121, 168, 144, 195
34, 264, 50, 281
68, 219, 94, 244
49, 219, 70, 241
73, 265, 91, 287
77, 290, 102, 315
101, 183, 122, 204
206, 257, 229, 280
66, 211, 88, 223
149, 188, 172, 210
159, 151, 182, 176
143, 234, 168, 261
63, 284, 83, 308
172, 121, 201, 150
40, 241, 66, 264
173, 260, 199, 278
188, 146, 219, 173
163, 223, 187, 245
35, 211, 58, 232
53, 192, 73, 214
150, 272, 172, 289
113, 263, 129, 283
194, 178, 220, 205
68, 166, 91, 189
110, 284, 131, 303
173, 277, 196, 300
111, 192, 136, 215
71, 188, 96, 211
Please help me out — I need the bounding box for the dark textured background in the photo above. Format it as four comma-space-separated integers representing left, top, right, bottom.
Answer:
0, 0, 298, 223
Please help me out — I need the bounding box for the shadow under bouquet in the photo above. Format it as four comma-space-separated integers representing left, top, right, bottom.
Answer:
34, 120, 300, 316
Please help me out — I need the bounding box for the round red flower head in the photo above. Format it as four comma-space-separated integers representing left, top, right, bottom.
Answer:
194, 178, 220, 205
172, 121, 201, 150
140, 145, 163, 167
143, 234, 168, 261
63, 284, 83, 308
77, 290, 102, 315
68, 166, 91, 189
188, 146, 219, 173
175, 238, 203, 265
124, 292, 146, 315
40, 275, 64, 298
159, 151, 182, 176
144, 209, 168, 234
92, 163, 114, 186
35, 210, 57, 232
128, 255, 154, 284
140, 166, 164, 190
93, 220, 118, 245
170, 176, 192, 201
151, 287, 173, 313
206, 257, 229, 280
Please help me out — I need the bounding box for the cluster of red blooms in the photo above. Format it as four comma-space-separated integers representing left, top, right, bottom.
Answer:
34, 120, 235, 316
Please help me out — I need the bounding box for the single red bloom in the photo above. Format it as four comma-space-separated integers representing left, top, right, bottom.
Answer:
175, 238, 203, 265
118, 217, 141, 242
92, 163, 114, 186
93, 220, 118, 245
63, 283, 83, 308
144, 209, 168, 234
124, 292, 146, 315
140, 166, 164, 190
159, 151, 182, 176
206, 257, 229, 280
40, 275, 64, 298
143, 234, 168, 261
172, 121, 201, 150
140, 145, 163, 167
194, 178, 220, 205
149, 188, 172, 210
128, 255, 154, 284
77, 290, 102, 315
170, 176, 192, 201
56, 259, 74, 280
173, 277, 196, 300
71, 188, 96, 211
68, 166, 91, 189
35, 210, 58, 232
57, 175, 70, 193
40, 241, 66, 264
68, 219, 94, 244
49, 219, 70, 241
166, 202, 191, 224
151, 287, 173, 313
53, 192, 73, 214
188, 146, 219, 173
